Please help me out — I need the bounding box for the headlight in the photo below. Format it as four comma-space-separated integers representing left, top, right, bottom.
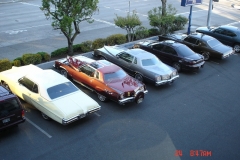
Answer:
172, 71, 177, 76
155, 75, 161, 82
139, 86, 144, 91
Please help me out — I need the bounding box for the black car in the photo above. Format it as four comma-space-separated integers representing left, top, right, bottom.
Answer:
196, 25, 240, 53
158, 33, 234, 60
0, 85, 25, 131
133, 40, 205, 72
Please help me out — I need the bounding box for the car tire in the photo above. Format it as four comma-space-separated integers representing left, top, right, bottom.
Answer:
172, 62, 181, 72
135, 92, 144, 104
60, 69, 70, 79
97, 93, 107, 102
233, 44, 240, 53
202, 52, 210, 61
41, 112, 51, 121
135, 73, 143, 82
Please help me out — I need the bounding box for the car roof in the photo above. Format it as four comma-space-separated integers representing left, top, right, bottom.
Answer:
26, 70, 69, 89
219, 25, 240, 32
189, 32, 214, 41
127, 48, 155, 59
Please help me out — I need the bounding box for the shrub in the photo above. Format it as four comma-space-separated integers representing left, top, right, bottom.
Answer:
51, 47, 68, 57
80, 41, 93, 53
135, 26, 149, 40
172, 15, 188, 31
0, 59, 12, 72
14, 57, 23, 65
73, 44, 82, 52
92, 38, 106, 49
12, 60, 21, 67
106, 34, 127, 45
36, 52, 50, 61
148, 28, 160, 36
22, 53, 42, 65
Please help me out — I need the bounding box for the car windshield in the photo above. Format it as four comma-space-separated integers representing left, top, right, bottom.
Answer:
177, 45, 195, 57
207, 39, 222, 48
141, 57, 160, 66
47, 82, 79, 99
104, 69, 127, 83
0, 98, 20, 116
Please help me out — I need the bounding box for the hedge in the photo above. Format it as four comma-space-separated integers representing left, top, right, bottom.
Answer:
0, 59, 12, 72
22, 53, 42, 65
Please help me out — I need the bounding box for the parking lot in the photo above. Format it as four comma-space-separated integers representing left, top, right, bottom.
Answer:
1, 0, 240, 159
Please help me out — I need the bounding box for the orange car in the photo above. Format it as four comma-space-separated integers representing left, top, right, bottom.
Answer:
54, 56, 148, 104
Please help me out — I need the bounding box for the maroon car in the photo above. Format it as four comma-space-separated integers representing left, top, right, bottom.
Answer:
54, 56, 148, 104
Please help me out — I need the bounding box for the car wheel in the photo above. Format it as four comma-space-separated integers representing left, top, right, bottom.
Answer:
2, 82, 11, 91
60, 69, 69, 78
135, 73, 143, 82
233, 44, 240, 53
202, 52, 210, 61
97, 93, 107, 102
135, 92, 144, 104
100, 56, 106, 60
41, 112, 51, 121
172, 63, 181, 72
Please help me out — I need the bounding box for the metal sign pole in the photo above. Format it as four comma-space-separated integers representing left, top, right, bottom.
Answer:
187, 5, 193, 35
207, 0, 213, 28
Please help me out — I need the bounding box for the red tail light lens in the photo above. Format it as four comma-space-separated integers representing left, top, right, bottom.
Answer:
22, 110, 25, 117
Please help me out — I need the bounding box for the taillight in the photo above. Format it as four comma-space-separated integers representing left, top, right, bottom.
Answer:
22, 110, 25, 117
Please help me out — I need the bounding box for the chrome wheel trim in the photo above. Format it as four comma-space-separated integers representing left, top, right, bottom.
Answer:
135, 73, 143, 82
202, 52, 210, 61
173, 63, 181, 72
137, 97, 143, 104
60, 70, 68, 78
41, 112, 50, 120
233, 44, 240, 53
97, 93, 106, 102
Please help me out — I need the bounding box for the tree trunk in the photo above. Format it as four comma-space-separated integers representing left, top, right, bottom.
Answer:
161, 0, 167, 16
68, 40, 74, 56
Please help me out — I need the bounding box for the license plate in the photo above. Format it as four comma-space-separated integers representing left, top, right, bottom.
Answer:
2, 118, 10, 123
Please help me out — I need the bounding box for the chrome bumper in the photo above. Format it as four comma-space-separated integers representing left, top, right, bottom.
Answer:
62, 106, 101, 125
118, 90, 148, 104
222, 52, 233, 59
155, 75, 179, 86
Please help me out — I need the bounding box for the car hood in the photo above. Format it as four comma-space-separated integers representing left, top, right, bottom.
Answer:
212, 44, 233, 54
52, 91, 100, 120
107, 76, 141, 93
144, 64, 174, 75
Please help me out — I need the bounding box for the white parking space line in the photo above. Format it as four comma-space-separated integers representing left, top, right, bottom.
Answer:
94, 112, 101, 117
1, 24, 50, 33
25, 117, 52, 138
19, 2, 40, 7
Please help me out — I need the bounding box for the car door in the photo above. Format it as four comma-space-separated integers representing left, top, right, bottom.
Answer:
17, 77, 35, 104
76, 65, 96, 90
161, 46, 179, 65
115, 52, 134, 74
151, 43, 170, 64
210, 28, 231, 45
183, 36, 199, 52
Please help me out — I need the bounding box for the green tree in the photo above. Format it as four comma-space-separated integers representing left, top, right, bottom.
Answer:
148, 4, 187, 35
114, 11, 141, 42
40, 0, 99, 56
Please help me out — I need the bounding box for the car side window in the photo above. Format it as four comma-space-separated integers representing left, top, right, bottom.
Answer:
152, 44, 165, 51
184, 37, 198, 44
133, 57, 137, 64
162, 46, 177, 56
223, 30, 236, 37
95, 71, 100, 79
32, 84, 38, 93
118, 52, 134, 63
19, 77, 36, 92
198, 40, 207, 47
80, 65, 95, 77
213, 28, 224, 34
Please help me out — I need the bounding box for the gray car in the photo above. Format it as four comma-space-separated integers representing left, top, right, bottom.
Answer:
93, 46, 179, 86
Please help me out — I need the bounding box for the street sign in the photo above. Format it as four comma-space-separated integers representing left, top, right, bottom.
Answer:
181, 0, 202, 6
